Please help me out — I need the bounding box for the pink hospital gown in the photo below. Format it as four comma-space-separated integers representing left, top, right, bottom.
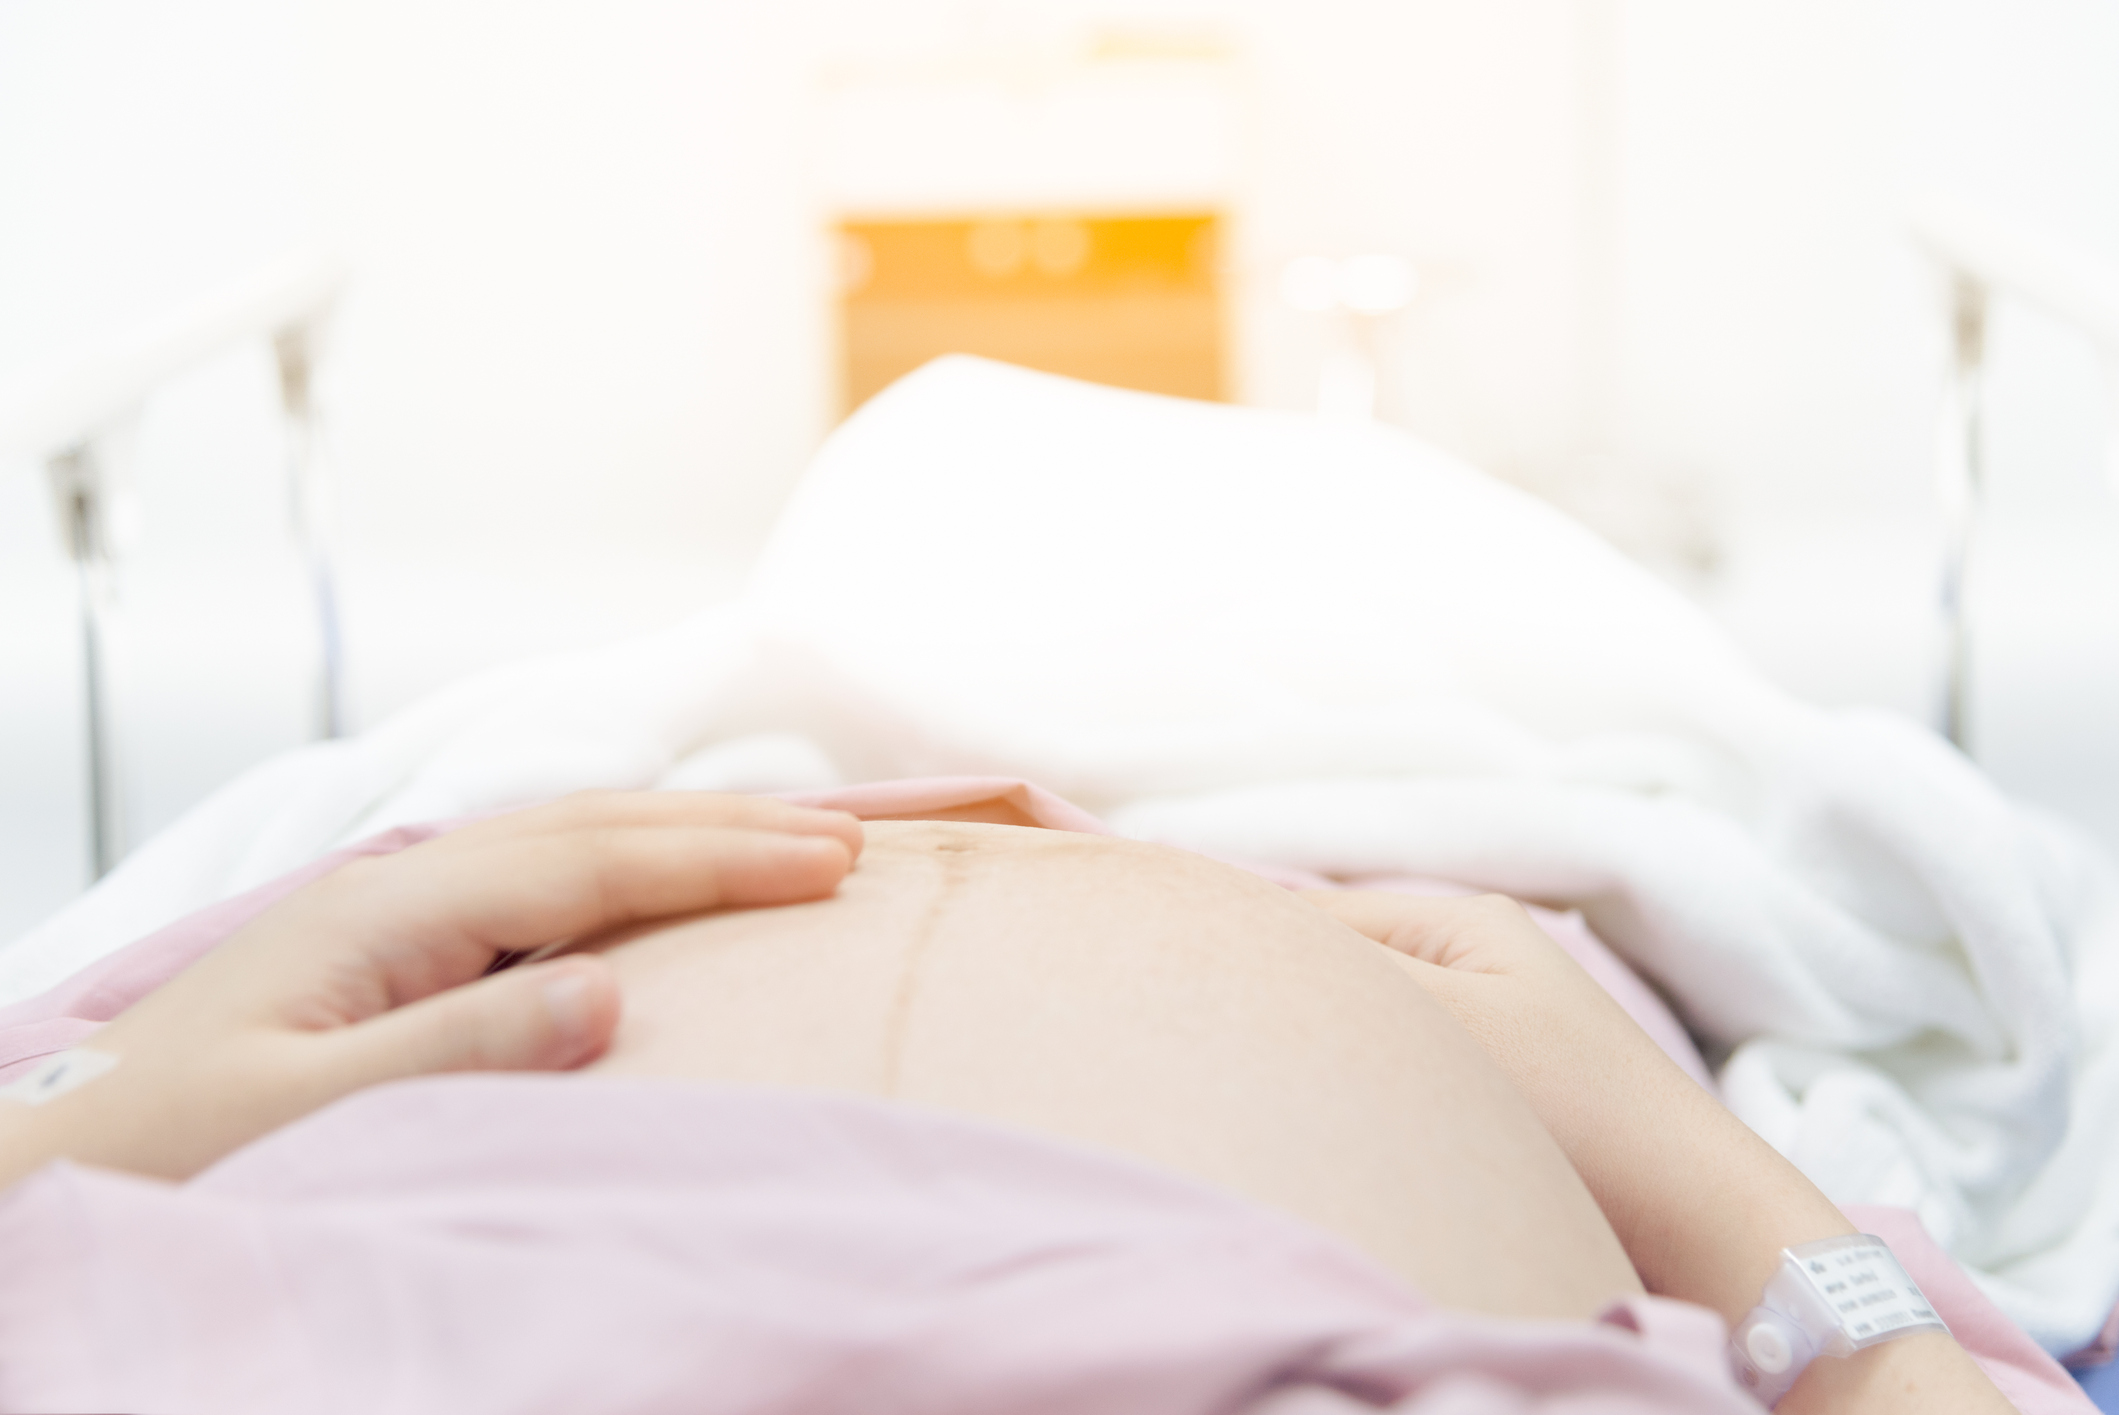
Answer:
0, 778, 2093, 1414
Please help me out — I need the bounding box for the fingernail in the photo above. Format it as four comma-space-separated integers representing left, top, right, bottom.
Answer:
543, 970, 593, 1043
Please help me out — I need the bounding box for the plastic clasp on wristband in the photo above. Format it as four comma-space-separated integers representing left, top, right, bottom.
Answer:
1728, 1234, 1948, 1407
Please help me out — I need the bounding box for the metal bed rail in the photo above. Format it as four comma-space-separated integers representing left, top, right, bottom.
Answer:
0, 250, 351, 879
1909, 193, 2119, 752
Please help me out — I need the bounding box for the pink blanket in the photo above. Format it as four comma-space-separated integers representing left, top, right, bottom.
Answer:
0, 778, 2092, 1413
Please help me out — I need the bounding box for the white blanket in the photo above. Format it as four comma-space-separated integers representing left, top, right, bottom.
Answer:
7, 357, 2119, 1354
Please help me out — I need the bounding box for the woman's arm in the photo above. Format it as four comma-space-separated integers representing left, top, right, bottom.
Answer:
1304, 890, 2018, 1415
0, 792, 862, 1190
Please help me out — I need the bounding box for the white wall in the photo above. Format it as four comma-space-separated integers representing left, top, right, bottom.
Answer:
1234, 0, 1593, 465
4, 0, 2117, 943
301, 0, 829, 569
1602, 0, 2119, 838
0, 0, 320, 941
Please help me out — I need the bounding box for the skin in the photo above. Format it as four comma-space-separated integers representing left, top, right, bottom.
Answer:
0, 794, 2016, 1412
0, 793, 862, 1188
579, 819, 1640, 1319
1304, 889, 2015, 1415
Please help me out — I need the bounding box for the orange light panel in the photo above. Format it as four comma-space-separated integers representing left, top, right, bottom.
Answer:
838, 213, 1223, 416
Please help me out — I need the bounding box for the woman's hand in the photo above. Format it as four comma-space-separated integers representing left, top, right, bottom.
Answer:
1304, 890, 2016, 1414
0, 792, 862, 1188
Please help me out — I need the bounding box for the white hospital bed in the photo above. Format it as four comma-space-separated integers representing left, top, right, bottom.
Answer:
4, 212, 2119, 1359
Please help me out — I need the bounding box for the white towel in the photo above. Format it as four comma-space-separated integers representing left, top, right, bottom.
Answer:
8, 357, 2117, 1353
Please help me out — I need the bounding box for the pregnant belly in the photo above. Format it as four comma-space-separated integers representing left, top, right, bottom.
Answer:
579, 819, 1639, 1318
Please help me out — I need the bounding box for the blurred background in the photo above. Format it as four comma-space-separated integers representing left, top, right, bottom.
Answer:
2, 0, 2116, 942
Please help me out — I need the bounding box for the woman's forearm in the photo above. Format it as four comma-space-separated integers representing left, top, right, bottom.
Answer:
1315, 892, 2022, 1413
0, 1102, 65, 1192
1538, 1012, 2017, 1412
1576, 1055, 1849, 1319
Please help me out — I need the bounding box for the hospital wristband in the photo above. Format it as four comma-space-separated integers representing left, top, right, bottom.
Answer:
1728, 1233, 1948, 1407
